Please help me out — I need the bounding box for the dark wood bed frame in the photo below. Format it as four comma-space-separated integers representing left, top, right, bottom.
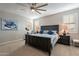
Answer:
25, 25, 59, 56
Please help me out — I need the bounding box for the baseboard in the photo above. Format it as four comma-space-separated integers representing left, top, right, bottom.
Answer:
0, 39, 23, 46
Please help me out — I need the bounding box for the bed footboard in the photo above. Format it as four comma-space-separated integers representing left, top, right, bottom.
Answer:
25, 34, 52, 56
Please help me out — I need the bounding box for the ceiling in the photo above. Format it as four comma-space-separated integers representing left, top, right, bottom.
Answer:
0, 3, 79, 19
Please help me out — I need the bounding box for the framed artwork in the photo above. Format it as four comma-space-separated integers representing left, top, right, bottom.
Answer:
1, 18, 17, 30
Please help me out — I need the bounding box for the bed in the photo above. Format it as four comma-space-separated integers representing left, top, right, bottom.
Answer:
25, 25, 59, 56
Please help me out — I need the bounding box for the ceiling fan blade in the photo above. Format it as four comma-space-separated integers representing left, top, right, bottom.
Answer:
36, 4, 48, 8
35, 10, 41, 14
36, 9, 46, 11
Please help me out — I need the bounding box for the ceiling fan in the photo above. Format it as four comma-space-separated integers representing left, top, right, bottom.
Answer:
17, 3, 48, 14
30, 3, 48, 14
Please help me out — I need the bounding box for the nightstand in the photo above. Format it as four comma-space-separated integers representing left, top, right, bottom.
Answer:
58, 35, 70, 45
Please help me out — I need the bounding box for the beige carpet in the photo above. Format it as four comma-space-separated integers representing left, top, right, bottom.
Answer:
0, 40, 79, 56
10, 45, 48, 56
0, 40, 25, 56
10, 44, 79, 56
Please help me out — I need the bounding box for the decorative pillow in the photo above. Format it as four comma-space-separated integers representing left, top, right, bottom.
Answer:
48, 30, 54, 35
43, 30, 48, 34
52, 31, 57, 34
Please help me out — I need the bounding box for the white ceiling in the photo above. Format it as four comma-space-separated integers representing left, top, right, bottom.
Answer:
0, 3, 79, 19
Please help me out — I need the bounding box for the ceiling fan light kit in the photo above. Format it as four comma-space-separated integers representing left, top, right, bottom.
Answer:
31, 9, 35, 12
30, 3, 48, 14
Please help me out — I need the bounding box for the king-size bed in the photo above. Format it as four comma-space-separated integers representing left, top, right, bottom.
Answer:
25, 25, 59, 56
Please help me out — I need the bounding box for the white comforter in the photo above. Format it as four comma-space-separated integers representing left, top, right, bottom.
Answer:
29, 33, 59, 48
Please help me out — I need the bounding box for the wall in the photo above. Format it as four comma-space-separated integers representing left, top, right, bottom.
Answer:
0, 10, 32, 43
35, 8, 79, 39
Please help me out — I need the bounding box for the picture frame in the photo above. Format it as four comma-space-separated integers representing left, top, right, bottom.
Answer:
1, 18, 17, 30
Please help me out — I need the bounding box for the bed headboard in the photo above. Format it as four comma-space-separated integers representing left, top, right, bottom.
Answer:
41, 25, 59, 33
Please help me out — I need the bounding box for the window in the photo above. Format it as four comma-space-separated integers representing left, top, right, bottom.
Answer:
63, 13, 78, 33
34, 20, 40, 32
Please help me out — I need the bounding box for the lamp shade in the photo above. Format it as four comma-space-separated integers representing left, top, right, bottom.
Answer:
60, 24, 69, 35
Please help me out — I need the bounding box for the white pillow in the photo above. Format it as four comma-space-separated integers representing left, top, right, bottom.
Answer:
43, 30, 48, 34
52, 31, 57, 34
43, 30, 57, 34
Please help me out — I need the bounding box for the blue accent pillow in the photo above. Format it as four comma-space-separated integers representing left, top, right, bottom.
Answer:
48, 30, 54, 35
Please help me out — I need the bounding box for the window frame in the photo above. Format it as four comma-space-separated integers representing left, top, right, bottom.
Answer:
63, 13, 78, 33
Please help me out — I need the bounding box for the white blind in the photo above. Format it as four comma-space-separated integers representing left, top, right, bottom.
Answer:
63, 13, 78, 33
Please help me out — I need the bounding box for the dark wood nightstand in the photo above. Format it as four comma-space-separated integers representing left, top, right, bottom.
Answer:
57, 35, 70, 45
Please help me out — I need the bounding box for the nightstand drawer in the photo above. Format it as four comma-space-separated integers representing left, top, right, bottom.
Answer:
58, 35, 70, 45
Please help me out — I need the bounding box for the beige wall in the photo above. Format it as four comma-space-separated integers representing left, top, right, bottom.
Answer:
35, 8, 79, 39
0, 10, 32, 43
39, 8, 79, 27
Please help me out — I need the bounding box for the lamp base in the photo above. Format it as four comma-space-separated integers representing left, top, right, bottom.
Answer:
63, 33, 66, 36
